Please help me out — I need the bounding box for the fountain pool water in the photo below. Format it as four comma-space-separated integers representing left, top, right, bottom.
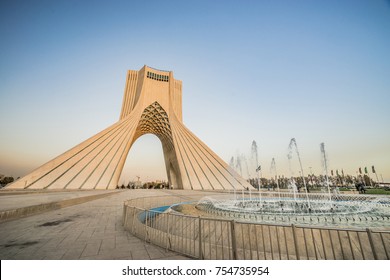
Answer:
194, 192, 390, 228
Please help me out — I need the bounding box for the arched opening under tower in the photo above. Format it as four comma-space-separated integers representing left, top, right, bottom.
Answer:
118, 134, 167, 188
7, 66, 251, 191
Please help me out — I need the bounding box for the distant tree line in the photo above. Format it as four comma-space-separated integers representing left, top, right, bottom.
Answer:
116, 181, 169, 189
0, 176, 15, 187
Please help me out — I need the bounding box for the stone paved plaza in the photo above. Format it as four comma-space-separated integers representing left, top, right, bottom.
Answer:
0, 189, 192, 260
2, 189, 389, 260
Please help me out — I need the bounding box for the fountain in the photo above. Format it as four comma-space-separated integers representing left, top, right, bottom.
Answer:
191, 139, 390, 229
270, 158, 281, 201
251, 141, 261, 191
235, 155, 243, 177
288, 138, 311, 209
122, 139, 390, 262
320, 142, 333, 206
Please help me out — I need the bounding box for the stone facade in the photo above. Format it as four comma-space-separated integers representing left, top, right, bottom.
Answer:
7, 66, 251, 190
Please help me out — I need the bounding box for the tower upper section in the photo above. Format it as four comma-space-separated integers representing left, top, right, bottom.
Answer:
119, 65, 183, 122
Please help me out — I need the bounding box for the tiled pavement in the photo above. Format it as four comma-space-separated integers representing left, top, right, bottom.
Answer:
0, 189, 192, 260
0, 189, 117, 211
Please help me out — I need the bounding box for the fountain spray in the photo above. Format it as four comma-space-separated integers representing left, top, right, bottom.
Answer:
288, 138, 311, 211
229, 156, 237, 200
235, 155, 243, 177
252, 140, 262, 203
320, 143, 333, 208
271, 158, 281, 202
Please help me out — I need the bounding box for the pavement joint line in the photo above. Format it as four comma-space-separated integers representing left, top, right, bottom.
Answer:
0, 189, 201, 260
0, 191, 120, 223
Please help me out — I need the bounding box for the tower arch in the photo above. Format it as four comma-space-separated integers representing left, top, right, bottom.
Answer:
7, 66, 251, 191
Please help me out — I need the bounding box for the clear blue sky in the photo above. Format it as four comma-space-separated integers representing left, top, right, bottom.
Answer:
1, 0, 389, 183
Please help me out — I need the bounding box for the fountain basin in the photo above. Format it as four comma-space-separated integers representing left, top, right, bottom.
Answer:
193, 192, 390, 229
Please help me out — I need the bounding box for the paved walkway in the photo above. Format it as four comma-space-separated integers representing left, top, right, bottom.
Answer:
0, 189, 192, 260
0, 189, 117, 211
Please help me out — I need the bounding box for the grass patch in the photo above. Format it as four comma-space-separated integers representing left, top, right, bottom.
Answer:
365, 189, 390, 195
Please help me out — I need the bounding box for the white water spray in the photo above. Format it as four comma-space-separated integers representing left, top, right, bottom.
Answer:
288, 138, 311, 210
320, 142, 333, 208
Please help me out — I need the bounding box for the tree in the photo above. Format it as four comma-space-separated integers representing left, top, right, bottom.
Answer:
0, 176, 14, 185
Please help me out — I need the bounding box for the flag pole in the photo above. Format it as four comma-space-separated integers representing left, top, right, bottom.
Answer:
372, 166, 379, 186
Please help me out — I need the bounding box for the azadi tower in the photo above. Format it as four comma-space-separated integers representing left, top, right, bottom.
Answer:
7, 66, 251, 190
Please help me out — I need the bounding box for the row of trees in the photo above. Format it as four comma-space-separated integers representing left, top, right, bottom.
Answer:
0, 176, 14, 187
116, 181, 170, 189
248, 174, 377, 190
0, 173, 377, 190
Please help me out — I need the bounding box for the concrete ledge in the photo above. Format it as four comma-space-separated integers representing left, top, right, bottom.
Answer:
0, 191, 119, 223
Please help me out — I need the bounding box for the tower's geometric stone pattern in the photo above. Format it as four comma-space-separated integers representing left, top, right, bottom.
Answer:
7, 66, 251, 190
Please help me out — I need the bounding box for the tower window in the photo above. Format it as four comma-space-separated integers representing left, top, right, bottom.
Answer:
146, 71, 169, 82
